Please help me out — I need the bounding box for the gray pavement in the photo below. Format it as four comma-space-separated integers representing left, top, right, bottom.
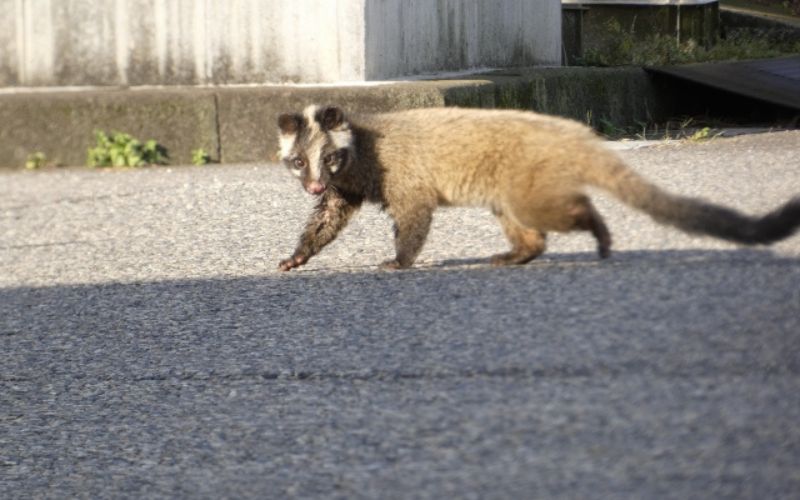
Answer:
2, 131, 800, 498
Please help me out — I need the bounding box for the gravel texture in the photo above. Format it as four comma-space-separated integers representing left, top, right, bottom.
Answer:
2, 131, 800, 499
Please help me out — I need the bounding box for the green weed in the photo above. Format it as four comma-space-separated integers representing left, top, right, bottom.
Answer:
24, 152, 48, 170
579, 19, 800, 67
191, 148, 212, 166
87, 130, 168, 168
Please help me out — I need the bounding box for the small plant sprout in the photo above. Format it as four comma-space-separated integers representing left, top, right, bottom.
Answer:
87, 130, 168, 168
689, 127, 714, 142
25, 152, 47, 170
191, 148, 212, 166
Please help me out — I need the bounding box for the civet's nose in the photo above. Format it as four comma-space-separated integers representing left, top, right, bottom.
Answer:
306, 181, 326, 195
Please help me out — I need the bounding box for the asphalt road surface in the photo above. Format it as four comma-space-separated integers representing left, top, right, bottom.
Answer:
2, 131, 800, 499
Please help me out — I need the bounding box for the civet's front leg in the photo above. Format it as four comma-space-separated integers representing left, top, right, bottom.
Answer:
278, 189, 363, 271
381, 201, 435, 270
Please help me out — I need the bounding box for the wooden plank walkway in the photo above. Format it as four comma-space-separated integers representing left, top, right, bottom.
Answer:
647, 56, 800, 110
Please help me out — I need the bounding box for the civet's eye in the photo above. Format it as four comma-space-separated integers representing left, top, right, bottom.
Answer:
323, 152, 337, 166
293, 158, 306, 169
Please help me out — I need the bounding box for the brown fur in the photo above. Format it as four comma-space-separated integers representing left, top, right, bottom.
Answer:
277, 106, 800, 271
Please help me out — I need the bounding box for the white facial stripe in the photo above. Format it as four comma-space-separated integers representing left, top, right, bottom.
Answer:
303, 105, 321, 135
279, 133, 297, 159
305, 136, 324, 181
301, 105, 323, 180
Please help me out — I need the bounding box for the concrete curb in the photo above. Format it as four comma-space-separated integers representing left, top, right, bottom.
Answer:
0, 67, 667, 168
0, 89, 219, 168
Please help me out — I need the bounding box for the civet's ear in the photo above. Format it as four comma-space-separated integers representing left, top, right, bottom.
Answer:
318, 106, 345, 131
278, 113, 302, 134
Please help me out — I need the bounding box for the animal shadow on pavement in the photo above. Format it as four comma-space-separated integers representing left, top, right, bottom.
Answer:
433, 247, 796, 270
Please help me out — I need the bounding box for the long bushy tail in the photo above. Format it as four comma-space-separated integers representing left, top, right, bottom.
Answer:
582, 154, 800, 245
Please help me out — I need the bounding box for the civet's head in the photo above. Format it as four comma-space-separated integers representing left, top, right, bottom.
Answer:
277, 105, 354, 195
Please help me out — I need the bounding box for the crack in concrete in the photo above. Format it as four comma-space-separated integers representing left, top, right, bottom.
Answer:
213, 93, 223, 163
0, 239, 113, 251
2, 363, 797, 385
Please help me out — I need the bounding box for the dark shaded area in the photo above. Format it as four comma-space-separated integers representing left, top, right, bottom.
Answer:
3, 249, 798, 381
648, 56, 800, 117
2, 249, 800, 498
648, 74, 800, 127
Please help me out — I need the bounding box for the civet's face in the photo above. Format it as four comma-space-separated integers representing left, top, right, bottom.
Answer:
277, 105, 353, 195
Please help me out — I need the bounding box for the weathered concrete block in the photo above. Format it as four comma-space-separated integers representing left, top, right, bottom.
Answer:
1, 0, 561, 86
485, 67, 671, 126
363, 0, 561, 79
0, 90, 218, 167
0, 0, 19, 86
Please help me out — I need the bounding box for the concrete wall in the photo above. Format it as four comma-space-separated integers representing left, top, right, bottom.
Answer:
364, 0, 561, 79
1, 0, 363, 86
0, 0, 560, 87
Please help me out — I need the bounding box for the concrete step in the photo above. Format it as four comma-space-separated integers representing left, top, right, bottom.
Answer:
0, 67, 667, 168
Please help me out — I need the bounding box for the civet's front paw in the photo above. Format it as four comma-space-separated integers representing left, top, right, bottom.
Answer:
278, 254, 308, 272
